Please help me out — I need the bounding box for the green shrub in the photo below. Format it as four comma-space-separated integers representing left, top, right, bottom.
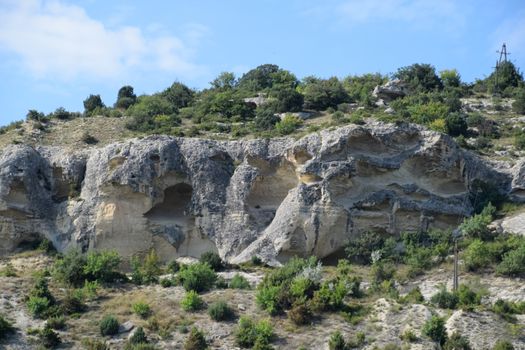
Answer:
345, 231, 384, 264
445, 112, 468, 136
132, 302, 152, 319
275, 114, 303, 135
84, 251, 121, 283
235, 316, 275, 348
443, 332, 471, 350
422, 315, 447, 345
251, 256, 263, 266
39, 324, 61, 348
457, 285, 481, 308
131, 250, 162, 285
493, 340, 515, 350
27, 296, 51, 318
256, 285, 282, 315
431, 287, 459, 309
160, 278, 174, 288
0, 262, 17, 277
0, 314, 14, 339
400, 328, 417, 342
496, 242, 525, 276
208, 301, 234, 321
288, 302, 312, 325
184, 327, 207, 350
464, 239, 492, 271
167, 260, 180, 273
215, 276, 228, 289
53, 249, 87, 287
178, 263, 217, 293
99, 315, 119, 336
400, 287, 425, 304
47, 315, 66, 330
513, 88, 525, 115
459, 203, 495, 240
229, 274, 251, 289
29, 276, 56, 304
328, 330, 346, 350
312, 279, 347, 311
181, 291, 205, 312
129, 327, 148, 345
61, 290, 87, 314
199, 251, 224, 271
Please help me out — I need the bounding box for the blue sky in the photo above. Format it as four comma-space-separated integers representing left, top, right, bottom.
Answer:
0, 0, 524, 125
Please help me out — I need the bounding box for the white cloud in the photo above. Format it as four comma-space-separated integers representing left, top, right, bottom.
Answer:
0, 0, 205, 81
338, 0, 463, 28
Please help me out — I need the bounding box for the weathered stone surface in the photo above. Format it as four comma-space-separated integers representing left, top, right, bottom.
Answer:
373, 79, 408, 102
0, 122, 519, 264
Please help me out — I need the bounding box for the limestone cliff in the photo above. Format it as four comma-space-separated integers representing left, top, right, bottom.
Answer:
0, 121, 516, 264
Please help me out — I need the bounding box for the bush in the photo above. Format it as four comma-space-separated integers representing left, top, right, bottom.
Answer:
115, 85, 137, 109
459, 203, 495, 240
312, 279, 347, 311
131, 250, 161, 285
39, 325, 61, 348
53, 249, 88, 287
251, 256, 263, 266
84, 250, 121, 283
160, 278, 174, 288
83, 94, 105, 114
493, 340, 515, 350
446, 112, 468, 136
393, 63, 443, 93
184, 327, 207, 350
0, 314, 14, 339
513, 88, 525, 115
132, 302, 152, 319
99, 315, 119, 336
178, 263, 217, 293
457, 285, 481, 308
345, 231, 384, 264
199, 251, 224, 271
181, 291, 205, 312
496, 242, 525, 276
47, 315, 66, 330
275, 114, 303, 135
443, 332, 471, 350
400, 329, 417, 342
61, 290, 86, 314
422, 315, 447, 345
229, 274, 251, 289
431, 287, 459, 309
208, 301, 235, 321
237, 317, 274, 349
464, 239, 492, 271
27, 296, 51, 318
129, 327, 148, 345
256, 285, 282, 315
288, 302, 312, 325
167, 260, 180, 273
328, 330, 346, 350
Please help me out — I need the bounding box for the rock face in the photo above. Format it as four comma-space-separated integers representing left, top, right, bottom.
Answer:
0, 122, 516, 264
373, 79, 408, 102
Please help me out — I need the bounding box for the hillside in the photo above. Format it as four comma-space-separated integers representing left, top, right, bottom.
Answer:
0, 62, 525, 350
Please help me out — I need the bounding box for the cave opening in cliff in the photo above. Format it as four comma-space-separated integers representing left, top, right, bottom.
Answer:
245, 161, 298, 230
144, 183, 193, 226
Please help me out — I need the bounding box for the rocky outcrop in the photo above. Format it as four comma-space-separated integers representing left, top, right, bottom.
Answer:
0, 121, 517, 264
373, 79, 408, 102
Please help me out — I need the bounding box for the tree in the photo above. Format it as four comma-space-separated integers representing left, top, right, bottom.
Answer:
489, 61, 523, 94
445, 112, 468, 136
162, 82, 194, 108
394, 63, 443, 93
254, 108, 280, 131
302, 77, 350, 110
238, 64, 281, 92
273, 88, 304, 112
26, 110, 46, 121
211, 72, 237, 90
440, 69, 461, 88
115, 85, 137, 109
513, 88, 525, 115
83, 94, 105, 114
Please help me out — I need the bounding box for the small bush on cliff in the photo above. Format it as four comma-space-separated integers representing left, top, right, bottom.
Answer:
422, 315, 447, 345
181, 291, 205, 312
131, 250, 162, 285
178, 263, 217, 293
208, 301, 235, 321
443, 332, 472, 350
229, 274, 251, 289
496, 241, 525, 276
235, 316, 274, 348
184, 327, 207, 350
132, 302, 152, 319
100, 315, 119, 336
39, 324, 62, 348
199, 251, 224, 271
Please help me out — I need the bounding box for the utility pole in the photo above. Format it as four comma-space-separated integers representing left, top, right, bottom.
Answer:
494, 43, 512, 95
